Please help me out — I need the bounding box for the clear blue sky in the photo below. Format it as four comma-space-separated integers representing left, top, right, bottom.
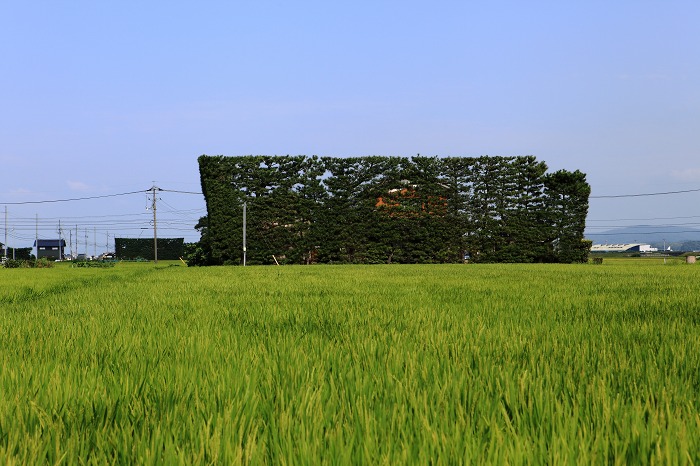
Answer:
1, 1, 698, 251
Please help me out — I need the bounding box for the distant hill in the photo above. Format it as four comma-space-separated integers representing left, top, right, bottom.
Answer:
585, 225, 700, 250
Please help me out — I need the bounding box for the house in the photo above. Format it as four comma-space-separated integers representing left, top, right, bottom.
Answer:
34, 239, 67, 260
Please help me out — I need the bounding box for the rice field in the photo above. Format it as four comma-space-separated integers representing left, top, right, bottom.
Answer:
0, 259, 699, 464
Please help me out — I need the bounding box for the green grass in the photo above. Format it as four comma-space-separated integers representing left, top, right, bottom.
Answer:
1, 260, 699, 464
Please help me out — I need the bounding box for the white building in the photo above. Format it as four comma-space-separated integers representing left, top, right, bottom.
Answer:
590, 243, 658, 253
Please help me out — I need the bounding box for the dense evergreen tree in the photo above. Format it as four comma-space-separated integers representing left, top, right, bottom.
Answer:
468, 156, 510, 262
504, 156, 549, 262
543, 169, 592, 263
194, 155, 591, 265
185, 215, 215, 266
115, 238, 184, 260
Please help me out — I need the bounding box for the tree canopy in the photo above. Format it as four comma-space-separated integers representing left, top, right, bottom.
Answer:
193, 155, 591, 265
115, 238, 185, 261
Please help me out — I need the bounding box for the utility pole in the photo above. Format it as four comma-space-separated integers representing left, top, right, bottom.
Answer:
3, 206, 6, 259
94, 226, 96, 258
58, 219, 62, 260
35, 214, 38, 259
151, 184, 159, 263
243, 201, 247, 266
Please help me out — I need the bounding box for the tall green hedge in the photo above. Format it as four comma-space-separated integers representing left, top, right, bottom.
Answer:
1, 247, 32, 260
115, 238, 184, 261
195, 155, 590, 265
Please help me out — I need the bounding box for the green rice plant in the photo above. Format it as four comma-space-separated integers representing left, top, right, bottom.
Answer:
0, 260, 698, 464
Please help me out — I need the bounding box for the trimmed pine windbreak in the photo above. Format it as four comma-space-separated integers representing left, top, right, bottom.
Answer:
195, 155, 591, 266
0, 260, 698, 463
115, 237, 185, 261
0, 247, 32, 260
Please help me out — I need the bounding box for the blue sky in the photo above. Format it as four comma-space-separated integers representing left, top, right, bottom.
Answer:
1, 1, 698, 251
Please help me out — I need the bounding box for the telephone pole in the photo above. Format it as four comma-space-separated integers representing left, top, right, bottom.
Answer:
58, 220, 62, 260
4, 206, 7, 259
151, 185, 160, 263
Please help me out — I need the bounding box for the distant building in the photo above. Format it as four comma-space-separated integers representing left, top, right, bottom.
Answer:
34, 239, 66, 260
590, 243, 658, 253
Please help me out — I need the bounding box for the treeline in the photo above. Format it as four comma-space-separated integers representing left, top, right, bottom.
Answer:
193, 155, 591, 265
115, 238, 185, 260
0, 247, 32, 260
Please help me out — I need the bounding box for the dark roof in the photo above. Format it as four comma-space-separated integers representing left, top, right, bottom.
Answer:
34, 239, 66, 247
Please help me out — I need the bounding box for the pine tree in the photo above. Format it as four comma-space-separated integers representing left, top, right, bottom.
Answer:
544, 169, 592, 263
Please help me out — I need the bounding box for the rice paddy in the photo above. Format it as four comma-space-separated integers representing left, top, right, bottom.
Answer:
1, 259, 698, 464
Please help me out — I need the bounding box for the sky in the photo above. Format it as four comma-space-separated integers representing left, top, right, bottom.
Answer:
1, 1, 698, 253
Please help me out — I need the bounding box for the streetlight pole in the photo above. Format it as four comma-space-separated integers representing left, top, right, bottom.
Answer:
243, 201, 247, 266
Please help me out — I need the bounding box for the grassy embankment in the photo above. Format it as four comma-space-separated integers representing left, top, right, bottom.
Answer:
0, 259, 698, 464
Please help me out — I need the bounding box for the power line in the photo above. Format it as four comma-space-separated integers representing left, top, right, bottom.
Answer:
5, 183, 696, 203
159, 199, 204, 224
588, 214, 700, 222
587, 230, 700, 236
10, 209, 203, 221
586, 222, 700, 229
160, 188, 203, 195
0, 190, 147, 205
2, 187, 204, 249
590, 187, 700, 199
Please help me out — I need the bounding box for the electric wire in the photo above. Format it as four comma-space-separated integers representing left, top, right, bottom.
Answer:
588, 230, 700, 236
591, 187, 700, 199
0, 190, 147, 205
160, 189, 203, 195
588, 214, 700, 222
1, 187, 204, 252
4, 184, 700, 249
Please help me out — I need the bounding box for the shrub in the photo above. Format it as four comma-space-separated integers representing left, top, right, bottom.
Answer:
3, 259, 25, 268
33, 258, 54, 268
3, 258, 55, 268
